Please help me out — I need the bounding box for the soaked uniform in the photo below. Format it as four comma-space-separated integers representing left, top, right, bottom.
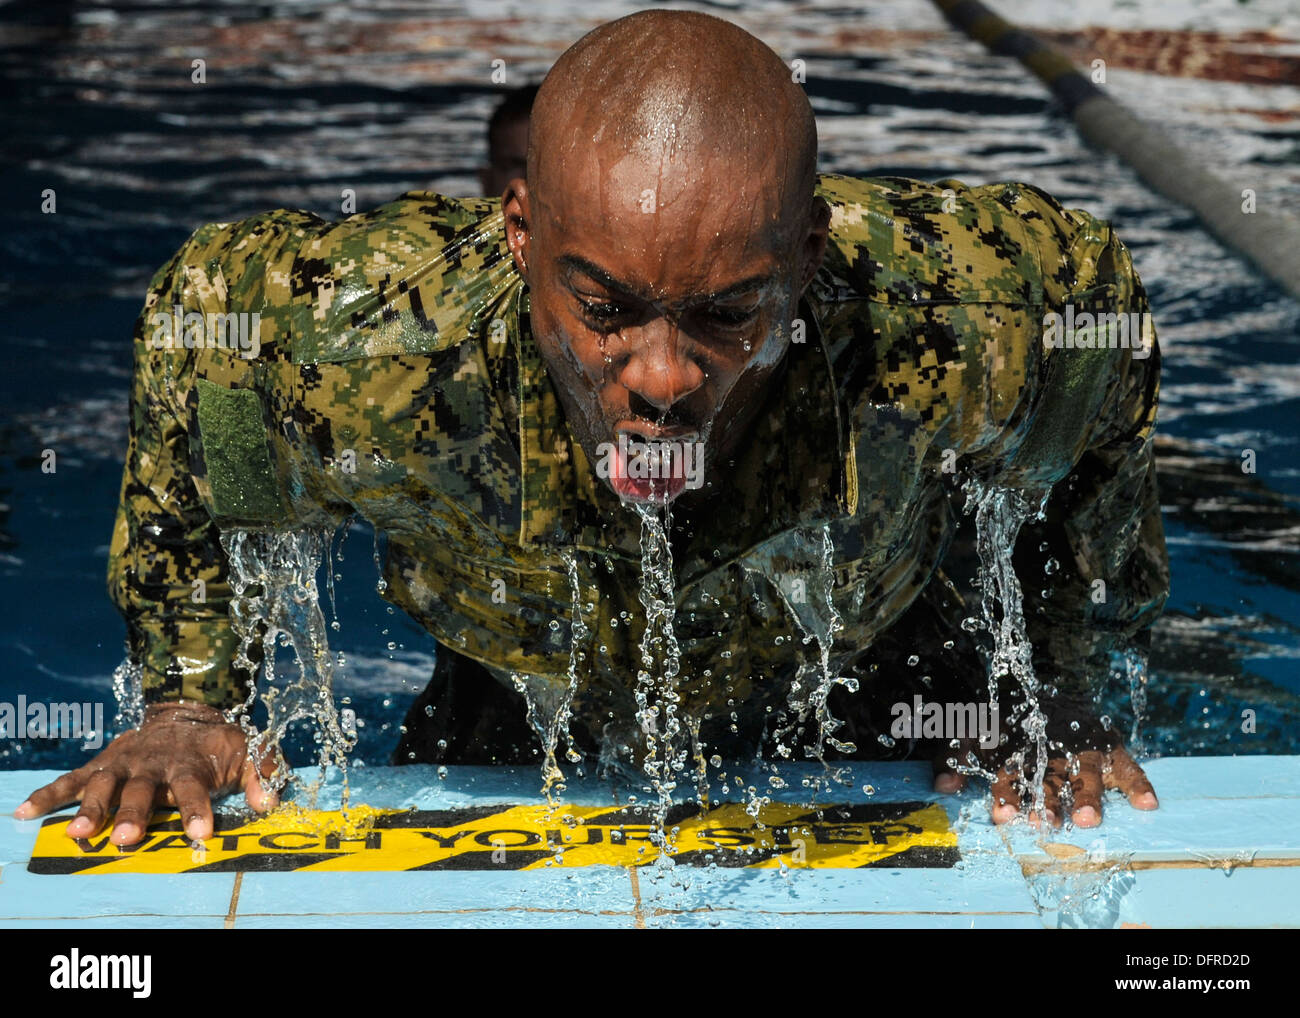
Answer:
108, 174, 1169, 764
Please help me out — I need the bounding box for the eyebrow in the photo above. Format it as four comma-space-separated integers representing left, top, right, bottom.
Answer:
558, 254, 771, 307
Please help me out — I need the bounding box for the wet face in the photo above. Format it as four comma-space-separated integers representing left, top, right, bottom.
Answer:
504, 146, 827, 505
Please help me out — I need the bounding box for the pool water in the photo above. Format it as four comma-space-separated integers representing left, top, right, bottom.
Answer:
1, 0, 1297, 770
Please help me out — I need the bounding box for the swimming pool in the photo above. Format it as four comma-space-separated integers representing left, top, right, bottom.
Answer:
1, 0, 1297, 771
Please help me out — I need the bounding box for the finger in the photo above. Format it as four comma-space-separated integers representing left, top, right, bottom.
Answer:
1067, 750, 1106, 828
66, 769, 122, 839
167, 772, 215, 842
111, 776, 159, 846
242, 749, 281, 813
1104, 745, 1158, 810
16, 768, 91, 821
931, 750, 968, 794
990, 766, 1021, 824
1034, 758, 1067, 829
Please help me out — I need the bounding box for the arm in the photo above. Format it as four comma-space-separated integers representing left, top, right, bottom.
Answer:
935, 186, 1169, 825
109, 224, 259, 711
17, 217, 305, 843
1003, 189, 1169, 732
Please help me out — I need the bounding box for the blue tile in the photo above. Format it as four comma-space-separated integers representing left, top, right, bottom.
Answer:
0, 865, 234, 921
0, 816, 40, 865
645, 909, 1042, 929
1137, 756, 1300, 800
232, 909, 634, 929
0, 758, 1294, 930
633, 852, 1039, 917
1053, 866, 1300, 929
0, 770, 67, 815
0, 915, 228, 929
236, 866, 635, 917
1120, 867, 1300, 928
1003, 794, 1300, 864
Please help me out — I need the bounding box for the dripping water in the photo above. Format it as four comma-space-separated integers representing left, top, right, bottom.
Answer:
221, 527, 356, 809
513, 549, 587, 804
1122, 645, 1149, 752
756, 524, 857, 801
631, 501, 687, 857
805, 525, 857, 762
963, 480, 1053, 817
110, 657, 144, 733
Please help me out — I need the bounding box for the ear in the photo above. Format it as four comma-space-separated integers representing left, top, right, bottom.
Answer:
798, 196, 831, 295
503, 178, 531, 278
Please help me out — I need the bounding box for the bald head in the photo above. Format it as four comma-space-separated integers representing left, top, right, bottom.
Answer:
528, 9, 818, 235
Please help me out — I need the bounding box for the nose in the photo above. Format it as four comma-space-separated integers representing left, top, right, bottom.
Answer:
618, 316, 705, 414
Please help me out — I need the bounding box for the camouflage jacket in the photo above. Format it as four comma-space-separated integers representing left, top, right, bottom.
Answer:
109, 174, 1169, 750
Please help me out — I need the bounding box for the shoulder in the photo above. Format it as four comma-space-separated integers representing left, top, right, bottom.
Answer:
813, 172, 1115, 306
289, 192, 518, 363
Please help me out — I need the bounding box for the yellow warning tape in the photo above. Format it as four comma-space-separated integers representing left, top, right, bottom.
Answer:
29, 800, 957, 874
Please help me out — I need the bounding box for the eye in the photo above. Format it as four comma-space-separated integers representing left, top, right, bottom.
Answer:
577, 297, 632, 328
704, 304, 759, 328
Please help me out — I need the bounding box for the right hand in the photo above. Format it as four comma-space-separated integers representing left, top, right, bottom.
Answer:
13, 700, 281, 846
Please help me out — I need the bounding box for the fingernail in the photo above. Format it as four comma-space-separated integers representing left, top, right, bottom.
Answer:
1133, 791, 1158, 810
933, 774, 962, 794
13, 800, 33, 818
1073, 806, 1100, 827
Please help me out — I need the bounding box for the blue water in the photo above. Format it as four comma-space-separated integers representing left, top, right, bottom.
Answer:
1, 0, 1298, 770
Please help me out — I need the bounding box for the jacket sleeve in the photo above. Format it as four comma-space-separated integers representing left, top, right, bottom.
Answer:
996, 187, 1170, 731
106, 218, 299, 710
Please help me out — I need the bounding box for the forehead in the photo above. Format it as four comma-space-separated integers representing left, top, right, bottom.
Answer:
537, 145, 793, 299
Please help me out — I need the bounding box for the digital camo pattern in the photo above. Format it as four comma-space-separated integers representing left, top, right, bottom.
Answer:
107, 174, 1168, 754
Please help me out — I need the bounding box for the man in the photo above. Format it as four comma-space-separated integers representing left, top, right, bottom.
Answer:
479, 84, 538, 199
16, 10, 1167, 847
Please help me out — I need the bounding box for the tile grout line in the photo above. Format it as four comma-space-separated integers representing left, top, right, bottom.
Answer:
626, 866, 647, 929
224, 872, 243, 929
609, 777, 647, 929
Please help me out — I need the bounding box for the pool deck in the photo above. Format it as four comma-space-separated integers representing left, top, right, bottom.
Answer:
1, 757, 1297, 928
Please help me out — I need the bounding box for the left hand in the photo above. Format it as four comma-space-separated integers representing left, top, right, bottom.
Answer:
932, 743, 1158, 828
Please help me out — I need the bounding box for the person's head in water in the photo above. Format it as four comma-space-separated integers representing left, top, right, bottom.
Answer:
502, 9, 829, 505
480, 84, 538, 198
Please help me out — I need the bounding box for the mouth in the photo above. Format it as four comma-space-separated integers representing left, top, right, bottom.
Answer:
605, 422, 704, 505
